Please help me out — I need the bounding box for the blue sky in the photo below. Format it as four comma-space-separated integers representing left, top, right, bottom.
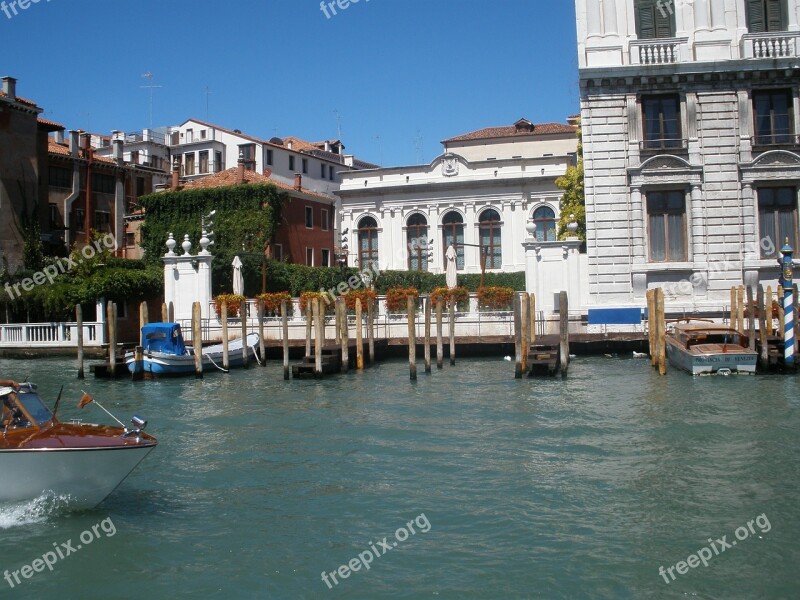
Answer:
2, 0, 578, 166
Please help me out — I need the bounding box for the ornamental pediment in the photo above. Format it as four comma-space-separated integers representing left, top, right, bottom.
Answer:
639, 155, 691, 171
751, 150, 800, 167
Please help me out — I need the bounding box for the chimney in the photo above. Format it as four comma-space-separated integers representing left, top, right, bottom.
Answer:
69, 130, 80, 157
53, 129, 65, 145
171, 157, 180, 189
80, 132, 91, 151
294, 173, 302, 191
324, 141, 331, 152
237, 149, 246, 184
287, 140, 293, 150
113, 138, 124, 165
1, 76, 16, 100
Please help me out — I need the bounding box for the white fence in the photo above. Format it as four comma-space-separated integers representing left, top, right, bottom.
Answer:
0, 322, 106, 349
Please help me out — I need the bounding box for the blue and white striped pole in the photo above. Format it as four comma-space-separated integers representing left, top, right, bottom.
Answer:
780, 239, 794, 366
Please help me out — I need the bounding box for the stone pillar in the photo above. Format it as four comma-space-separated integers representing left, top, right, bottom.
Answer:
162, 232, 214, 323
690, 183, 705, 263
587, 0, 602, 36
602, 0, 617, 34
631, 186, 646, 264
694, 0, 709, 29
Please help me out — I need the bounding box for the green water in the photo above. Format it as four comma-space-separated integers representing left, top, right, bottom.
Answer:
0, 356, 798, 599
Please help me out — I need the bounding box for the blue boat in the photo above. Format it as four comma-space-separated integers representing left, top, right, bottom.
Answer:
124, 323, 260, 377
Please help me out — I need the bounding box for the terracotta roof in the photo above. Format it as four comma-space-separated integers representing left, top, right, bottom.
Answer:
38, 117, 64, 131
0, 91, 38, 107
180, 167, 333, 202
47, 141, 117, 165
442, 120, 576, 143
180, 118, 275, 148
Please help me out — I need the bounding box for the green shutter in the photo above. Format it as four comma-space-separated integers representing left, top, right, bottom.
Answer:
747, 0, 766, 32
637, 0, 656, 39
636, 0, 675, 39
765, 0, 787, 31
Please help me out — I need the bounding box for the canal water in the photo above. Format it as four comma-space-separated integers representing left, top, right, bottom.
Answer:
0, 356, 798, 599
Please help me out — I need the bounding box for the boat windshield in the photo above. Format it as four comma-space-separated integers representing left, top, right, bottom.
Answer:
1, 390, 53, 429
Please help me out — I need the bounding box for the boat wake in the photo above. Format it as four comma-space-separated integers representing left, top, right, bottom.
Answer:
0, 493, 74, 529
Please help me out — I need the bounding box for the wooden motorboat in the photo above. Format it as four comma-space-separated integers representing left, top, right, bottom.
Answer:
665, 322, 757, 375
124, 322, 260, 377
0, 383, 157, 509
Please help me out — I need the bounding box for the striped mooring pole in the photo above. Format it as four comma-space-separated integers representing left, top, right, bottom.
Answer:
780, 239, 795, 366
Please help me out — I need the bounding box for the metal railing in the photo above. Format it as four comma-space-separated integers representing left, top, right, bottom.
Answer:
0, 322, 105, 348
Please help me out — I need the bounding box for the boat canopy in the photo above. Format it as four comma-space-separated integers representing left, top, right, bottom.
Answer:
141, 323, 187, 355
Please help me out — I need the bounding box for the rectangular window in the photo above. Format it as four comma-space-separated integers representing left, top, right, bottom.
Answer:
305, 206, 313, 229
302, 158, 308, 174
130, 150, 140, 165
273, 243, 283, 261
321, 164, 327, 178
758, 187, 797, 257
642, 95, 682, 149
199, 151, 209, 174
200, 130, 207, 140
647, 189, 687, 262
215, 151, 223, 173
329, 167, 336, 181
125, 232, 136, 248
184, 153, 195, 176
91, 173, 116, 194
321, 208, 329, 231
136, 177, 145, 197
266, 149, 273, 166
49, 204, 60, 229
635, 0, 676, 39
321, 249, 330, 267
239, 144, 256, 171
75, 208, 85, 233
306, 248, 314, 266
289, 156, 295, 171
48, 166, 71, 188
746, 0, 787, 32
186, 129, 193, 143
753, 89, 794, 145
94, 210, 112, 234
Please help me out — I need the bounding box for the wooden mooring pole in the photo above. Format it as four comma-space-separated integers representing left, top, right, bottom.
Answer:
140, 301, 149, 329
257, 301, 266, 367
305, 301, 312, 358
339, 298, 349, 373
134, 302, 148, 379
758, 285, 769, 371
766, 286, 774, 336
356, 298, 364, 370
746, 286, 756, 351
281, 300, 290, 380
529, 293, 537, 344
76, 304, 85, 379
436, 299, 443, 369
647, 289, 656, 366
737, 285, 745, 333
168, 301, 175, 323
368, 297, 375, 365
241, 300, 249, 369
314, 298, 322, 378
192, 301, 203, 378
559, 291, 569, 376
520, 292, 529, 375
654, 288, 667, 375
408, 296, 417, 381
513, 292, 522, 379
161, 302, 168, 323
221, 302, 230, 371
424, 295, 432, 374
107, 301, 117, 377
730, 286, 737, 328
449, 301, 456, 366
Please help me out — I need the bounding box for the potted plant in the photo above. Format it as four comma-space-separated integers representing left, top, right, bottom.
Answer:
430, 286, 470, 312
385, 287, 419, 314
476, 286, 514, 311
256, 292, 292, 317
343, 289, 378, 313
300, 291, 335, 316
214, 294, 247, 318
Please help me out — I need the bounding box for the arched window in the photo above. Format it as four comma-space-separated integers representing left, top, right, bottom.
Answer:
479, 209, 502, 269
532, 206, 557, 242
407, 213, 428, 271
442, 211, 465, 270
357, 216, 379, 270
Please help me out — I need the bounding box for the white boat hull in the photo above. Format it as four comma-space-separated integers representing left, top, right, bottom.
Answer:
125, 333, 260, 376
0, 445, 155, 509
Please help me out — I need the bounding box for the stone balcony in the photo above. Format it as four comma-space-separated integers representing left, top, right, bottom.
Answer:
741, 32, 800, 59
630, 38, 689, 65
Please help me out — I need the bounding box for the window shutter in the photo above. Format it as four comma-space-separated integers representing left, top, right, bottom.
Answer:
747, 0, 766, 32
636, 0, 656, 39
765, 0, 786, 31
655, 3, 675, 38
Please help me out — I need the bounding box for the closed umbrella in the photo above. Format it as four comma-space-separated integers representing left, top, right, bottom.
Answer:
232, 256, 244, 296
445, 244, 458, 290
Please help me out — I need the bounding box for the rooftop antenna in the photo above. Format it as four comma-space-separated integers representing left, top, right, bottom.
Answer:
414, 130, 425, 164
140, 72, 162, 129
334, 109, 342, 141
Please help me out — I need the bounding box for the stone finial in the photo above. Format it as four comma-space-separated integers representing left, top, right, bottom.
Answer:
182, 234, 192, 256
567, 214, 579, 235
525, 219, 536, 237
165, 233, 176, 256
199, 230, 212, 255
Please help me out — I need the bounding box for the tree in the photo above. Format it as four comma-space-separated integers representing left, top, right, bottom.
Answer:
555, 119, 585, 240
